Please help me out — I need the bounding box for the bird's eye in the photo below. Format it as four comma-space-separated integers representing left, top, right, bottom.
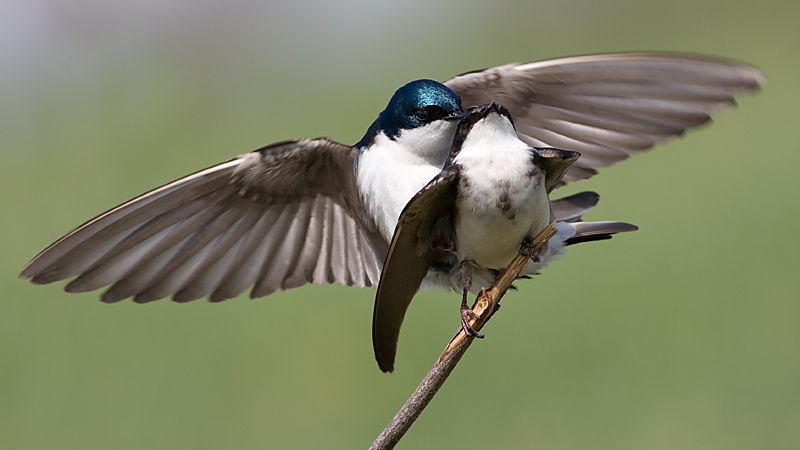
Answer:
413, 108, 429, 122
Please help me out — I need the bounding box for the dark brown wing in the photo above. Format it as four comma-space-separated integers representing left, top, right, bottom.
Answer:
445, 53, 764, 185
21, 138, 388, 303
372, 167, 459, 372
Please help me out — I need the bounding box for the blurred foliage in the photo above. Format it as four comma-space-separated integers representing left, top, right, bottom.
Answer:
1, 0, 798, 449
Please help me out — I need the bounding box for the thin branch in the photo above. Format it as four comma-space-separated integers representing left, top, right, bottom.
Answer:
369, 221, 558, 450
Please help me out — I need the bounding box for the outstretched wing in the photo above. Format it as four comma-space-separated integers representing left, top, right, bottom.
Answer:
445, 53, 764, 185
21, 138, 388, 303
372, 167, 459, 373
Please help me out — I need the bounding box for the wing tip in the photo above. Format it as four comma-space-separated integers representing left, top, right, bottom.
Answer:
28, 273, 55, 285
19, 263, 36, 280
373, 339, 396, 373
100, 292, 126, 303
372, 295, 399, 373
377, 357, 395, 373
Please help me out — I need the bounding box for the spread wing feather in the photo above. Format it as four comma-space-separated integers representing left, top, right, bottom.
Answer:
21, 138, 388, 303
446, 53, 764, 185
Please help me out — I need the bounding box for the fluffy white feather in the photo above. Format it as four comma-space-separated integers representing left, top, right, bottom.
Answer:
357, 121, 457, 241
453, 112, 550, 269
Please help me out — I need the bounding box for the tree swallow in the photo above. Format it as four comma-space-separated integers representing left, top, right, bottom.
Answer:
373, 103, 638, 372
21, 54, 761, 315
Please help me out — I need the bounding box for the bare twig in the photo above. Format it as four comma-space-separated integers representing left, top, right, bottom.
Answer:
369, 221, 558, 450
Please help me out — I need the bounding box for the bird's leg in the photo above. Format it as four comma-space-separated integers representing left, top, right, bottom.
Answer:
521, 235, 548, 263
457, 264, 484, 339
460, 288, 484, 338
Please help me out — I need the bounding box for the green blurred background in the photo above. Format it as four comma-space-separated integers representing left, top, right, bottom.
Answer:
2, 0, 798, 448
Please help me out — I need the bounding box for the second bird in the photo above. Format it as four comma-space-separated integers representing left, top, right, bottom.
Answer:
372, 103, 637, 372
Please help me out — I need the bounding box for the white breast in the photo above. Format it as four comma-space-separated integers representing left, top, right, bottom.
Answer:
452, 114, 550, 269
357, 123, 456, 241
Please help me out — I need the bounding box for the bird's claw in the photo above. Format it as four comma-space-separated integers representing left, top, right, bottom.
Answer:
460, 303, 484, 338
520, 236, 542, 263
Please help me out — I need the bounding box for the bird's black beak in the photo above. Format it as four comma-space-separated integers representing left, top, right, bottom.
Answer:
471, 102, 510, 120
444, 109, 467, 121
456, 102, 515, 133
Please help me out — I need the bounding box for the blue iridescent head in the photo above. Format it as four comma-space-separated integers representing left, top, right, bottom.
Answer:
356, 80, 463, 148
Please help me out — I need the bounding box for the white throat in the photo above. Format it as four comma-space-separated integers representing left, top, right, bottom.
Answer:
357, 121, 457, 241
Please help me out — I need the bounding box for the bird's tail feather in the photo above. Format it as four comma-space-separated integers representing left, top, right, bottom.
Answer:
565, 221, 638, 245
551, 191, 600, 222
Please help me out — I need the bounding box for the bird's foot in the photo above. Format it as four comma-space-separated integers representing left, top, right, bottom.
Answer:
460, 290, 484, 338
521, 236, 543, 263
